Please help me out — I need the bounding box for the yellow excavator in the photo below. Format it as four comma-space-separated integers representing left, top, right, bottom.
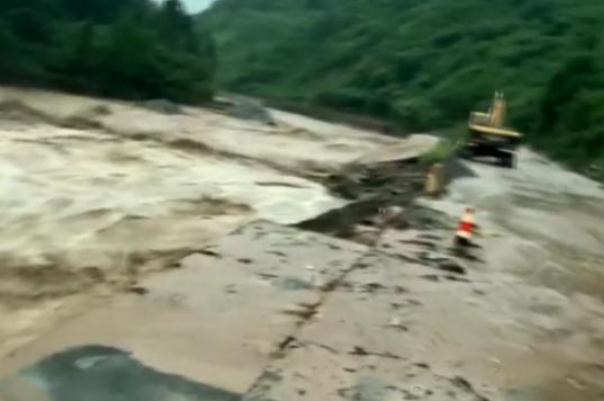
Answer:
465, 92, 522, 168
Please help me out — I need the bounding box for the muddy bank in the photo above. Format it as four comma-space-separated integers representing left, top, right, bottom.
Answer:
295, 160, 448, 244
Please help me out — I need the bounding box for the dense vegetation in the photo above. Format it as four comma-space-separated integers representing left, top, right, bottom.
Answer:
0, 0, 216, 102
202, 0, 604, 175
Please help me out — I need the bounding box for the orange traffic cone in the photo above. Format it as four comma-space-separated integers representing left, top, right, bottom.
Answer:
455, 208, 475, 247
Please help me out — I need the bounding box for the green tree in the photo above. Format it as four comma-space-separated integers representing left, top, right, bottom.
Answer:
537, 55, 596, 135
0, 0, 216, 102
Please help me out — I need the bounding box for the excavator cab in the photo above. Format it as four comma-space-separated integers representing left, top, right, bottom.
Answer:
465, 92, 522, 168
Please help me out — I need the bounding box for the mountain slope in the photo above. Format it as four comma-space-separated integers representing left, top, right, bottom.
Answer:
0, 0, 216, 102
201, 0, 604, 176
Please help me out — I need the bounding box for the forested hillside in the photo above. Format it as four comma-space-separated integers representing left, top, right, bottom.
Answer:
202, 0, 604, 175
0, 0, 216, 102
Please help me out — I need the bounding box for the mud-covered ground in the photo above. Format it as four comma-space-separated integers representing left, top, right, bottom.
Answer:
295, 161, 428, 242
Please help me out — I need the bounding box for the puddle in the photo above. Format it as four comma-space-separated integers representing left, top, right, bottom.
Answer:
0, 345, 240, 401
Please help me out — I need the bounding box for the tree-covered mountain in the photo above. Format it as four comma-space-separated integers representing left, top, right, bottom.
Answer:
0, 0, 216, 102
201, 0, 604, 175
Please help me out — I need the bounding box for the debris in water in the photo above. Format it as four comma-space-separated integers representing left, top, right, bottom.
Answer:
128, 286, 149, 296
199, 249, 221, 258
350, 346, 369, 356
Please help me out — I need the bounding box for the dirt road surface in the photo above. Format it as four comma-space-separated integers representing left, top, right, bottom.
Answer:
0, 88, 603, 401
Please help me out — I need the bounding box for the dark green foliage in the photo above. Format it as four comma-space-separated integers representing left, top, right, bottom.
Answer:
535, 54, 604, 174
0, 0, 216, 102
202, 0, 604, 174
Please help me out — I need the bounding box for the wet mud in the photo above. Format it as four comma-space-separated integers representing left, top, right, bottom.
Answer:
295, 161, 448, 243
